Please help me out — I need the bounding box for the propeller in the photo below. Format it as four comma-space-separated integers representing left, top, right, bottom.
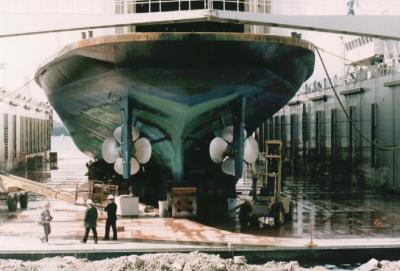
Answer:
102, 126, 152, 175
209, 125, 259, 176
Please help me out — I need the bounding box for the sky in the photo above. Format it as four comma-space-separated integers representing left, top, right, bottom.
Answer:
0, 0, 399, 107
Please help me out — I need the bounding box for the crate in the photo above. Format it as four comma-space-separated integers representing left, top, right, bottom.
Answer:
89, 180, 118, 206
7, 187, 19, 193
172, 187, 197, 218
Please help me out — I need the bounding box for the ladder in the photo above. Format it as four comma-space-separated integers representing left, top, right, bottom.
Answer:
264, 140, 282, 201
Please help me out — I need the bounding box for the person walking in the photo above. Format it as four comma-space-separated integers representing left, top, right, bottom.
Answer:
104, 195, 118, 240
81, 199, 98, 244
39, 202, 53, 243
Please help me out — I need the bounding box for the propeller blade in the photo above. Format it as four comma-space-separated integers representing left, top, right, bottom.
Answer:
114, 126, 141, 144
114, 157, 140, 175
209, 137, 228, 163
221, 125, 247, 144
132, 127, 140, 142
113, 126, 122, 144
113, 157, 124, 175
130, 157, 140, 175
221, 157, 245, 177
134, 137, 152, 164
221, 157, 235, 176
102, 137, 120, 164
243, 136, 259, 163
221, 126, 234, 143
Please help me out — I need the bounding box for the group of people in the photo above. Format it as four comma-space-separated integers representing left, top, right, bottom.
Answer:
39, 195, 118, 244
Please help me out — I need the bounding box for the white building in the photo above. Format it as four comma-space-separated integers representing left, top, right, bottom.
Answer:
0, 87, 52, 171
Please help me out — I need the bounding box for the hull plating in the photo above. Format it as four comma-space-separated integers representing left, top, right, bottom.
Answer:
35, 32, 315, 182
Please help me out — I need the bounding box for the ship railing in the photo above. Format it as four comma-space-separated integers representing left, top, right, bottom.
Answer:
301, 64, 400, 95
126, 0, 207, 12
113, 0, 272, 14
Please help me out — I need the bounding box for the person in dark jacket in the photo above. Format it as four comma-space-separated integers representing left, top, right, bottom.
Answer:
104, 195, 118, 240
81, 199, 98, 244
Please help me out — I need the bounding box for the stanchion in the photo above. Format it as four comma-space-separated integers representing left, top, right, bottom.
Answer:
306, 216, 317, 248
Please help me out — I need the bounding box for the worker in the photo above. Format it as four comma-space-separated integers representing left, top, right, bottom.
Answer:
104, 194, 118, 240
239, 200, 254, 228
39, 202, 53, 243
81, 199, 98, 244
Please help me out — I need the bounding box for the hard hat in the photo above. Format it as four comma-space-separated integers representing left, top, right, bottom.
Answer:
107, 195, 115, 200
86, 199, 93, 205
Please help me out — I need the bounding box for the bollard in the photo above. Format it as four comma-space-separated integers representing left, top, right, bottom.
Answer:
19, 192, 28, 209
7, 194, 18, 212
306, 216, 317, 248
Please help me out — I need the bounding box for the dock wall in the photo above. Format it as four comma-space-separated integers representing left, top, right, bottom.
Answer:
265, 72, 400, 191
0, 94, 52, 171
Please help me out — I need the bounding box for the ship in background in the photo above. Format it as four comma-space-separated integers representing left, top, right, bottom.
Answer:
34, 0, 315, 213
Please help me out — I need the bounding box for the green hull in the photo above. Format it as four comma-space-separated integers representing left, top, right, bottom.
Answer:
36, 32, 315, 182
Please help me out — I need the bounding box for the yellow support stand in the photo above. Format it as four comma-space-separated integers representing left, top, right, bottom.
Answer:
265, 140, 282, 202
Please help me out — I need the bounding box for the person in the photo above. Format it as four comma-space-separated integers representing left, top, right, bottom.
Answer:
104, 195, 118, 240
39, 202, 53, 243
81, 199, 98, 244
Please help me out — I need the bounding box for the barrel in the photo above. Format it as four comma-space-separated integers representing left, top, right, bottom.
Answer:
158, 200, 169, 217
227, 198, 237, 218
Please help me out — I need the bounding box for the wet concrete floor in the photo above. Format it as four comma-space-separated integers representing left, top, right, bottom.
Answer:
11, 136, 90, 193
10, 136, 400, 240
207, 173, 400, 239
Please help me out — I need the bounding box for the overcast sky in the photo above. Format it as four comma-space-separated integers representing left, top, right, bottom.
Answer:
0, 0, 399, 104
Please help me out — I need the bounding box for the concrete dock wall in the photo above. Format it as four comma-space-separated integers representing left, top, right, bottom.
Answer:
265, 72, 400, 191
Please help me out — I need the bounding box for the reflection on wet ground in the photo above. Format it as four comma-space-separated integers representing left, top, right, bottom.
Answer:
284, 175, 400, 239
11, 136, 90, 193
206, 174, 400, 239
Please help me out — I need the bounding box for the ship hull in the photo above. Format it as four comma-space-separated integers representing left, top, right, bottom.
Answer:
36, 32, 314, 206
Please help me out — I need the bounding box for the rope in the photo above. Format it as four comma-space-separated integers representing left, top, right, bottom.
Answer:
1, 77, 36, 99
317, 46, 357, 64
315, 46, 400, 151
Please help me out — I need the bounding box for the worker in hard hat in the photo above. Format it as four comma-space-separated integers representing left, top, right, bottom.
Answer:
104, 194, 118, 240
81, 199, 98, 244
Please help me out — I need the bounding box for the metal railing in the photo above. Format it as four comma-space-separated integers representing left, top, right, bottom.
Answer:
117, 0, 272, 13
299, 63, 400, 96
0, 0, 273, 15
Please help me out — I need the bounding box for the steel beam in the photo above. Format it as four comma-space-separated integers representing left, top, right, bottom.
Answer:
120, 96, 133, 180
1, 10, 399, 40
211, 11, 400, 41
0, 10, 208, 38
233, 96, 246, 180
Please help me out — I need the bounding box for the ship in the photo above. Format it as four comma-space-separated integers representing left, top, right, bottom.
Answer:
34, 13, 315, 213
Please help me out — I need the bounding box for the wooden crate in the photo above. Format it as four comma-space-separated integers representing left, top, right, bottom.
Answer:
89, 181, 118, 207
171, 187, 197, 218
7, 187, 19, 193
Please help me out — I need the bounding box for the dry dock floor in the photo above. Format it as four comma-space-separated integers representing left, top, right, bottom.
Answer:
1, 197, 400, 255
